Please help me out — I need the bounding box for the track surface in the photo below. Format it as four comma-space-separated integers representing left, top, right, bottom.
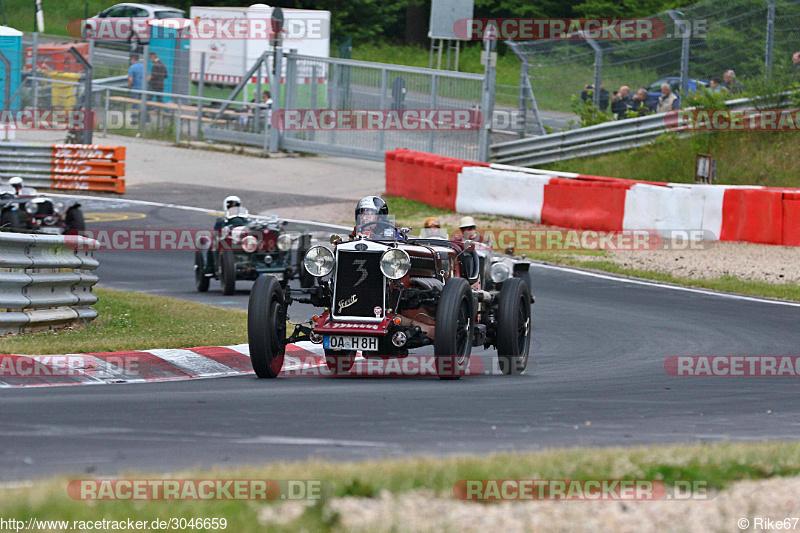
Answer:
2, 194, 800, 481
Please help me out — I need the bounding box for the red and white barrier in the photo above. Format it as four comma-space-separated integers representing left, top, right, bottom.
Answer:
385, 149, 800, 246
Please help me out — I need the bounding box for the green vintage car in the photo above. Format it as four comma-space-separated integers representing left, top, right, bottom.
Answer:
194, 208, 314, 295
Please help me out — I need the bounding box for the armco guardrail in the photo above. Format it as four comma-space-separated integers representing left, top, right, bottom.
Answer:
490, 95, 791, 167
0, 231, 100, 334
0, 143, 126, 193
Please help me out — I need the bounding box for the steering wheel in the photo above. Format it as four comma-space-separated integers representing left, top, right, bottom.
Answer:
356, 220, 397, 238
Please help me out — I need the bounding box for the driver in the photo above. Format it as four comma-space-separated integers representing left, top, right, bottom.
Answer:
352, 195, 390, 238
421, 216, 445, 238
453, 216, 483, 242
215, 195, 247, 229
8, 177, 23, 195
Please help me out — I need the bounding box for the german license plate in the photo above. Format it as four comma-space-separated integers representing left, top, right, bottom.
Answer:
323, 335, 379, 351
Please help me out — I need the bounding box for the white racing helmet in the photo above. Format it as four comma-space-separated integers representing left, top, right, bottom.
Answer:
224, 195, 242, 211
9, 177, 23, 189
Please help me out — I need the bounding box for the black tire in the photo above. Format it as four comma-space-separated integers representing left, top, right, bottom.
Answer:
220, 250, 236, 295
248, 275, 287, 378
194, 251, 210, 292
1, 210, 24, 230
434, 277, 474, 380
496, 277, 532, 375
65, 207, 85, 234
324, 349, 356, 374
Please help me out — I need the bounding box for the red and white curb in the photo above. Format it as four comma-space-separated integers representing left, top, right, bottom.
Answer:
0, 342, 325, 388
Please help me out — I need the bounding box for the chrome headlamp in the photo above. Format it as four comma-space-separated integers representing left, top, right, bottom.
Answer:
24, 201, 38, 215
380, 248, 411, 280
490, 262, 511, 284
303, 246, 334, 277
277, 233, 292, 251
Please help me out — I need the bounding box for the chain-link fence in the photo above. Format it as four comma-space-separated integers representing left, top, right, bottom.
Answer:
509, 0, 800, 122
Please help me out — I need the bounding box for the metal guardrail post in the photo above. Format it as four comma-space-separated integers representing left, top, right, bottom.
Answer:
140, 44, 149, 135
67, 46, 93, 144
284, 49, 298, 143
269, 47, 283, 153
197, 52, 205, 139
667, 11, 690, 97
176, 97, 182, 144
377, 67, 386, 151
429, 73, 438, 153
309, 64, 319, 143
32, 32, 39, 110
518, 60, 529, 139
765, 0, 776, 79
103, 87, 109, 137
478, 37, 496, 162
0, 51, 11, 110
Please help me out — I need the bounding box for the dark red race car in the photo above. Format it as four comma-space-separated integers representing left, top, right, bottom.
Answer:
247, 216, 534, 380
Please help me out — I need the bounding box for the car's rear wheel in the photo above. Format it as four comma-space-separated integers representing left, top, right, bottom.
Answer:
324, 349, 356, 374
220, 250, 236, 295
64, 207, 85, 234
496, 277, 532, 375
1, 210, 24, 230
248, 275, 286, 378
434, 277, 473, 380
194, 251, 209, 292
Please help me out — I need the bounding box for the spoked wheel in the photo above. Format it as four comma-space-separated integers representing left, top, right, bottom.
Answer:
324, 349, 356, 374
220, 250, 236, 295
434, 277, 473, 380
248, 275, 287, 378
194, 251, 209, 292
496, 277, 532, 375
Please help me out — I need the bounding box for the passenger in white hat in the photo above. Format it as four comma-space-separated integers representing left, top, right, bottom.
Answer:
456, 215, 483, 243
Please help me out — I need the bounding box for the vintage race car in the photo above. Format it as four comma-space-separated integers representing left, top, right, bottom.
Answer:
194, 208, 314, 295
0, 186, 85, 234
247, 216, 534, 379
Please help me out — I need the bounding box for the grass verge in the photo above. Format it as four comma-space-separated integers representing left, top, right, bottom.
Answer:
2, 441, 800, 530
0, 287, 247, 355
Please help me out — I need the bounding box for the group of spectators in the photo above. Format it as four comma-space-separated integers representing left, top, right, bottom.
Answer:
580, 69, 745, 120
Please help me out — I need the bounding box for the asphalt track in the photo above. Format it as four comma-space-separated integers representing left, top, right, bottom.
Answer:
2, 193, 800, 481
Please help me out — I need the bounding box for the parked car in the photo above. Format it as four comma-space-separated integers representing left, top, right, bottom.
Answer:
247, 215, 535, 379
194, 209, 314, 295
646, 77, 709, 108
0, 184, 84, 234
83, 3, 186, 51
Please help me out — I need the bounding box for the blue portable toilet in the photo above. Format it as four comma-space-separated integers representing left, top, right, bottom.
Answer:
0, 26, 23, 110
148, 19, 191, 102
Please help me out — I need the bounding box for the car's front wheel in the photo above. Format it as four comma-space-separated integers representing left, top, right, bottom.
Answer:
496, 277, 532, 375
324, 349, 356, 374
64, 207, 85, 233
248, 275, 286, 378
434, 277, 473, 380
194, 251, 209, 292
219, 250, 236, 295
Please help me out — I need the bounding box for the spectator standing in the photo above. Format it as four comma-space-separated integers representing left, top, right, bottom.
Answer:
128, 54, 144, 101
709, 77, 726, 93
147, 52, 168, 102
723, 70, 743, 94
656, 83, 679, 113
610, 85, 633, 118
631, 88, 652, 114
793, 52, 800, 78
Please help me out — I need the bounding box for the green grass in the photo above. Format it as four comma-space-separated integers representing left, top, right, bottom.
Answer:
0, 287, 247, 355
544, 130, 800, 188
3, 0, 108, 35
2, 441, 800, 530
